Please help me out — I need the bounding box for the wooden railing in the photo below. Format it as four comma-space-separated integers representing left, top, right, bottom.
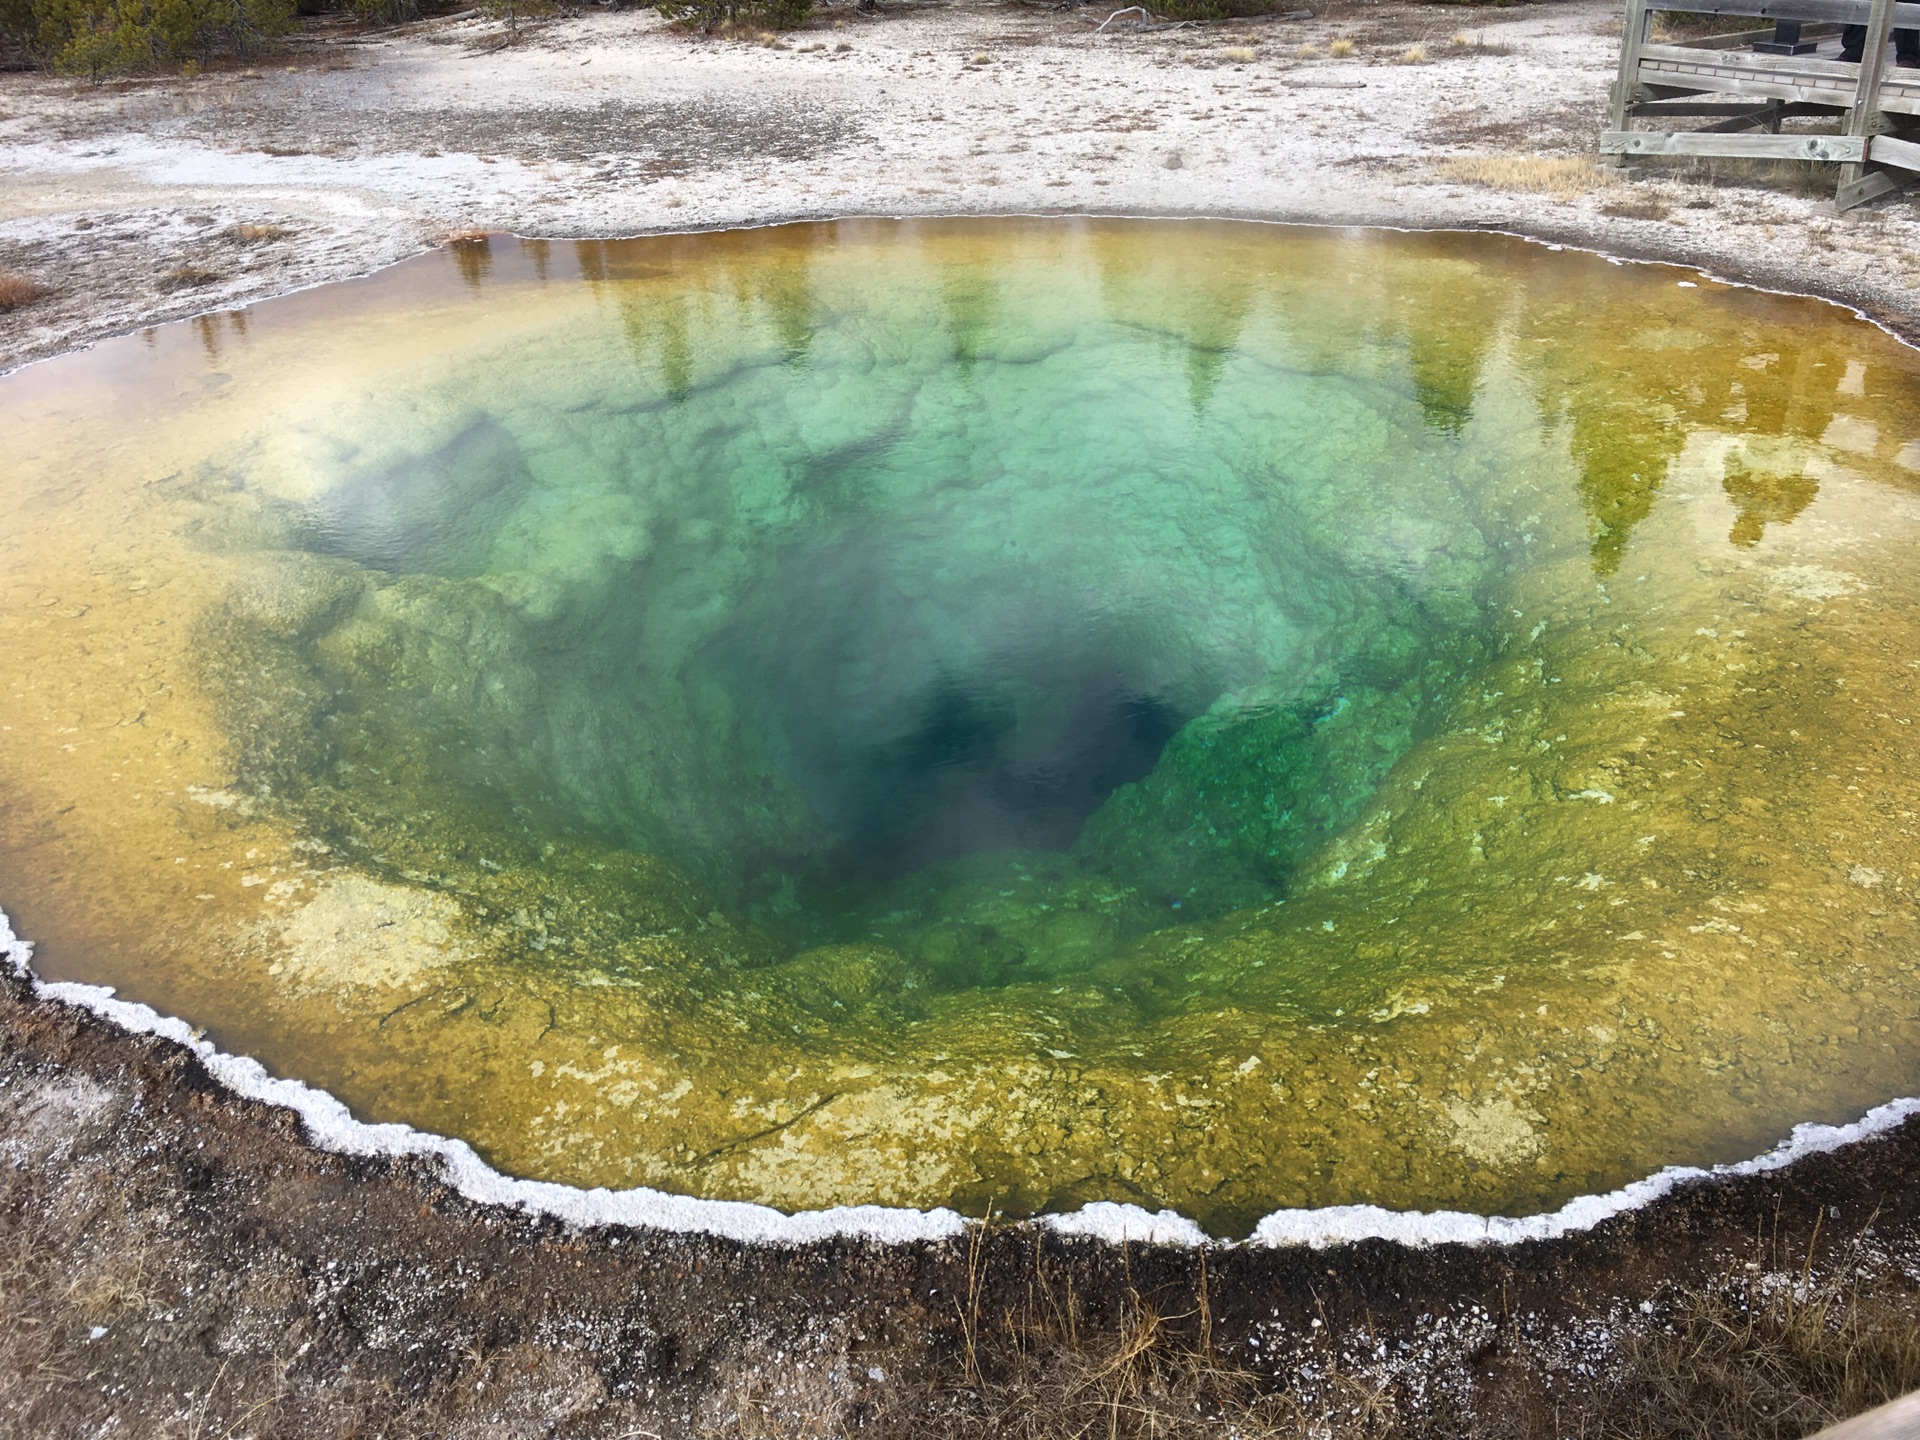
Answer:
1653, 0, 1919, 26
1602, 0, 1917, 208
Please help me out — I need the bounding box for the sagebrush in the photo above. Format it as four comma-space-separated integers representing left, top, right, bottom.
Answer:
0, 0, 291, 74
654, 0, 812, 32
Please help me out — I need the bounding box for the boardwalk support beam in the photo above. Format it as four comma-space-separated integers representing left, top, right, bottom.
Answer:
1599, 0, 1919, 209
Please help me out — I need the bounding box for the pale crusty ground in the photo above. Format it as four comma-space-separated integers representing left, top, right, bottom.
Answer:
2, 0, 1919, 375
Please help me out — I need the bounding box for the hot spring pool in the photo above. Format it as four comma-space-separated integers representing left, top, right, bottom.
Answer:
6, 218, 1920, 1235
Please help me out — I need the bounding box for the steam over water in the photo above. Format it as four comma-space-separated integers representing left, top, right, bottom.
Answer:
6, 220, 1920, 1234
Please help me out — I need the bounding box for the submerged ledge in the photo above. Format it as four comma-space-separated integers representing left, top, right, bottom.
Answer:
8, 906, 1915, 1250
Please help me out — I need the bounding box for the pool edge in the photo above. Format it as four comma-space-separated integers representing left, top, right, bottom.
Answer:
8, 904, 1915, 1251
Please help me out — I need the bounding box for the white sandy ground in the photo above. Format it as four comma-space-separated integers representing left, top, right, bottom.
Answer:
2, 0, 1919, 372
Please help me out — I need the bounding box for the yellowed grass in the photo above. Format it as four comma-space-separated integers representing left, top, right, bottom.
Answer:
158, 263, 219, 291
1600, 195, 1672, 220
1222, 45, 1256, 61
1327, 36, 1355, 56
1401, 43, 1429, 62
0, 272, 46, 311
1296, 42, 1317, 57
1437, 153, 1619, 199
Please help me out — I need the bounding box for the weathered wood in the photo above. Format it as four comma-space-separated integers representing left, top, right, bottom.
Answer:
1600, 129, 1867, 157
1655, 0, 1919, 26
1636, 43, 1920, 114
1870, 131, 1920, 168
1704, 99, 1786, 129
1803, 1390, 1920, 1440
1837, 0, 1897, 200
1599, 0, 1920, 200
1835, 167, 1907, 206
1677, 21, 1841, 48
1611, 0, 1654, 137
1630, 97, 1822, 113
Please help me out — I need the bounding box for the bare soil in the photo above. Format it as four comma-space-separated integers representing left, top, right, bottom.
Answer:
5, 962, 1920, 1437
2, 0, 1919, 374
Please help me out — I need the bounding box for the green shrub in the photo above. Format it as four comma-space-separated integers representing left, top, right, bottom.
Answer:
351, 0, 420, 22
476, 0, 554, 34
1150, 0, 1287, 17
1, 0, 292, 74
654, 0, 812, 32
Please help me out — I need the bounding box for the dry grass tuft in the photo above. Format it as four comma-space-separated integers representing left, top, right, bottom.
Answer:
1327, 35, 1356, 56
1222, 45, 1256, 61
0, 1178, 73, 1422
1437, 152, 1618, 198
1600, 195, 1672, 220
892, 1237, 1386, 1440
1682, 155, 1839, 199
1445, 28, 1513, 53
159, 264, 220, 290
1296, 42, 1317, 57
1650, 11, 1764, 42
1611, 1227, 1920, 1438
0, 272, 48, 311
968, 50, 990, 64
1401, 43, 1429, 62
876, 1216, 1920, 1440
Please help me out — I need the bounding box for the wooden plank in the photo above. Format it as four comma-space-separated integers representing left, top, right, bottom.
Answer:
1600, 129, 1867, 157
1655, 0, 1920, 25
1803, 1391, 1920, 1440
1636, 61, 1863, 108
1674, 20, 1841, 47
1611, 0, 1654, 135
1641, 43, 1866, 80
1632, 98, 1802, 112
1837, 0, 1896, 196
1835, 167, 1906, 206
1870, 131, 1920, 170
1635, 46, 1920, 112
1704, 100, 1785, 129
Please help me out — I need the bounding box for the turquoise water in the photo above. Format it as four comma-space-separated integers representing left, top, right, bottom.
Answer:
10, 219, 1920, 1229
232, 226, 1498, 977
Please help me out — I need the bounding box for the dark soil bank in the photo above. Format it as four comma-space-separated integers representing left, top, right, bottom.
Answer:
4, 962, 1919, 1439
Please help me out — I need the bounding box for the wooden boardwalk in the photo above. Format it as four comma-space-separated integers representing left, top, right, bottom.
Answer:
1602, 0, 1920, 209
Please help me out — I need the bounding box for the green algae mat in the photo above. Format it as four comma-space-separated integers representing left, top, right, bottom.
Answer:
6, 218, 1920, 1235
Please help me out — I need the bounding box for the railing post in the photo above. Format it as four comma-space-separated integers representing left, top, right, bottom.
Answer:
1837, 0, 1899, 207
1608, 0, 1652, 162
